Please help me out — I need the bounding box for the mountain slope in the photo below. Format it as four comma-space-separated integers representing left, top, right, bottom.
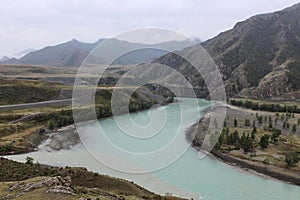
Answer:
15, 39, 96, 67
155, 3, 300, 100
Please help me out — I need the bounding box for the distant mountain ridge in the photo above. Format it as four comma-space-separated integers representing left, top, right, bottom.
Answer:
155, 3, 300, 100
2, 38, 197, 67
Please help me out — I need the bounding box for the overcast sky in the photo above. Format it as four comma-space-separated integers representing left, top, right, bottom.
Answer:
0, 0, 299, 57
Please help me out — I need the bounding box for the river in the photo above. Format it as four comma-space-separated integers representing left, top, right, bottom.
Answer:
6, 98, 300, 200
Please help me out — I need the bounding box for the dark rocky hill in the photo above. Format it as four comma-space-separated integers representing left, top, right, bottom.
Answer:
155, 3, 300, 100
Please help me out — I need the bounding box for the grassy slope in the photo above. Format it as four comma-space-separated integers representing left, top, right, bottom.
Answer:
0, 78, 62, 105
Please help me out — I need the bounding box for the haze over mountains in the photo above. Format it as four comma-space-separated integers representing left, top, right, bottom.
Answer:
2, 38, 197, 67
156, 3, 300, 100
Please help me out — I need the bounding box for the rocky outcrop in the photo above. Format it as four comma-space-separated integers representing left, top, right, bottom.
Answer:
46, 185, 75, 195
6, 176, 75, 199
44, 125, 80, 151
251, 65, 293, 99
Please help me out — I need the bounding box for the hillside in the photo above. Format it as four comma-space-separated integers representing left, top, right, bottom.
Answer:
0, 158, 184, 200
155, 3, 300, 100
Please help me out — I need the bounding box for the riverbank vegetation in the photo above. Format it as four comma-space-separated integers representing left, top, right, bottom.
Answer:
0, 77, 173, 155
230, 99, 300, 113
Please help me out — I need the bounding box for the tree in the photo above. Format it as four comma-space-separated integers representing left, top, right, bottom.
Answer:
271, 129, 281, 143
234, 118, 238, 127
268, 122, 273, 130
251, 131, 256, 140
227, 130, 240, 148
260, 134, 269, 149
257, 116, 263, 124
252, 126, 257, 133
269, 116, 272, 123
292, 124, 297, 133
283, 121, 286, 129
232, 130, 240, 148
241, 133, 252, 153
244, 119, 250, 126
25, 156, 34, 165
223, 119, 227, 127
252, 120, 256, 127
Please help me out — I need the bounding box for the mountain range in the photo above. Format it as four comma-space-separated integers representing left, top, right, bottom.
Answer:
2, 38, 197, 67
155, 3, 300, 100
2, 3, 300, 100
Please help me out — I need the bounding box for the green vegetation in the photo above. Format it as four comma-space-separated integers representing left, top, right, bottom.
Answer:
285, 152, 300, 167
230, 99, 300, 113
25, 156, 34, 165
234, 118, 238, 127
259, 134, 269, 149
0, 78, 62, 105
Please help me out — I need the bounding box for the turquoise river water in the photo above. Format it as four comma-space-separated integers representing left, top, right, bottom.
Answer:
6, 98, 300, 200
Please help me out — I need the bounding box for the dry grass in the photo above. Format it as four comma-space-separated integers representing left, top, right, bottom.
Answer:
222, 106, 300, 174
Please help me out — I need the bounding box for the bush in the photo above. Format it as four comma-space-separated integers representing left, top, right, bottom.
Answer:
285, 152, 299, 167
25, 156, 34, 165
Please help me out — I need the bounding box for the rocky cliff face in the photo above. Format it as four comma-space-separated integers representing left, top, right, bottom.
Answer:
155, 3, 300, 100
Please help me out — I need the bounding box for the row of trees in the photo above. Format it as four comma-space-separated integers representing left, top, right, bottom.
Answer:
217, 127, 283, 152
44, 101, 155, 130
230, 99, 300, 113
217, 128, 255, 153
